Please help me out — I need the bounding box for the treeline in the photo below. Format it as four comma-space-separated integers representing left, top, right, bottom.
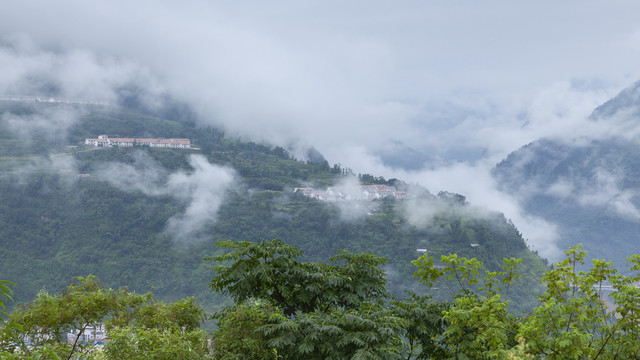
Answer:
0, 102, 548, 314
1, 241, 638, 359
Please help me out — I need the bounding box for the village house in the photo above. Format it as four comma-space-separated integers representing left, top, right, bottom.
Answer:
84, 135, 191, 149
66, 323, 108, 344
294, 184, 408, 202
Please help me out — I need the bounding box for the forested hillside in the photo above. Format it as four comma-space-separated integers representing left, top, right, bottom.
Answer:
493, 82, 640, 270
0, 101, 548, 312
494, 138, 640, 268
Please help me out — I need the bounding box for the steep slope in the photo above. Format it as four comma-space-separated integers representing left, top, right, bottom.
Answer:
494, 82, 640, 269
0, 101, 548, 312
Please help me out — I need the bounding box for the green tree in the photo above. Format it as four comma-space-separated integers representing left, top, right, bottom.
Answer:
517, 245, 640, 359
0, 280, 16, 326
208, 239, 390, 316
104, 297, 210, 360
413, 254, 522, 359
0, 276, 211, 360
412, 244, 640, 359
389, 293, 450, 359
212, 300, 280, 360
260, 302, 405, 360
208, 239, 409, 359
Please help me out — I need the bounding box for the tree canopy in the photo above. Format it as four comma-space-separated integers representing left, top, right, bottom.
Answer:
0, 276, 210, 359
3, 241, 640, 359
209, 240, 640, 360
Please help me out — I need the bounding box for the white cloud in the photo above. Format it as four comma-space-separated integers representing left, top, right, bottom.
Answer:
97, 153, 236, 244
0, 34, 163, 105
164, 155, 236, 243
545, 179, 575, 199
398, 161, 564, 261
331, 176, 373, 222
3, 2, 639, 163
2, 106, 78, 141
3, 1, 640, 259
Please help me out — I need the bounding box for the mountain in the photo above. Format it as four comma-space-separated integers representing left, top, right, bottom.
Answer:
589, 81, 640, 120
493, 82, 640, 269
0, 99, 548, 312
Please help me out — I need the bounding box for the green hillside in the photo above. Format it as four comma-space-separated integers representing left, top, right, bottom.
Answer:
493, 137, 640, 270
0, 101, 548, 313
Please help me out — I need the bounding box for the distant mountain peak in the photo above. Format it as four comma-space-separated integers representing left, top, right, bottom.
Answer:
589, 80, 640, 120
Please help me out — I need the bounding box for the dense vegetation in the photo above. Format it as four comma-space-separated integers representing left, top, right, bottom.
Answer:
1, 100, 637, 358
0, 102, 549, 316
2, 242, 639, 359
493, 137, 640, 269
493, 81, 640, 270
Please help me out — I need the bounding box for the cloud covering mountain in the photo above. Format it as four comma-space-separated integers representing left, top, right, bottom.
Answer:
3, 1, 640, 259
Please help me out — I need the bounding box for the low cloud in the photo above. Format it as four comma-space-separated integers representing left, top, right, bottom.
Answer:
544, 168, 640, 221
97, 153, 236, 244
400, 194, 444, 229
340, 155, 564, 262
2, 2, 640, 263
332, 176, 372, 222
163, 155, 236, 243
96, 151, 168, 196
0, 35, 170, 188
575, 169, 624, 207
0, 153, 79, 188
2, 106, 79, 142
0, 34, 165, 110
545, 178, 575, 198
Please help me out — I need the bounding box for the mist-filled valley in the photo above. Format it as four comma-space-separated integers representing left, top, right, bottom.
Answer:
3, 2, 640, 358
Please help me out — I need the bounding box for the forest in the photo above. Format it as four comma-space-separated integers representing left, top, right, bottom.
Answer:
0, 102, 549, 312
2, 241, 639, 359
0, 102, 567, 357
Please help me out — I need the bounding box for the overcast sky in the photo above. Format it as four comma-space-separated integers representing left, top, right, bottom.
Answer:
3, 1, 640, 259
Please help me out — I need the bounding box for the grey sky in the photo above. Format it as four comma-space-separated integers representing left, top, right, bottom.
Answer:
3, 1, 640, 259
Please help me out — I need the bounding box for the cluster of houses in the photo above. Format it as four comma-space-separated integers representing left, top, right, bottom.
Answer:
18, 324, 107, 347
66, 324, 108, 345
85, 135, 191, 149
294, 184, 407, 202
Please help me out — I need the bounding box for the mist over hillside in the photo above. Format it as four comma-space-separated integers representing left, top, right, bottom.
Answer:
3, 2, 640, 313
493, 82, 640, 269
0, 100, 549, 314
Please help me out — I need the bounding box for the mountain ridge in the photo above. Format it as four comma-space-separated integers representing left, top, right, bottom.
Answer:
0, 101, 548, 312
494, 81, 640, 269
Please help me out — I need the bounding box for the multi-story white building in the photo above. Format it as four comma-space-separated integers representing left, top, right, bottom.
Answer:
85, 135, 191, 149
84, 135, 111, 147
66, 323, 108, 344
295, 184, 407, 202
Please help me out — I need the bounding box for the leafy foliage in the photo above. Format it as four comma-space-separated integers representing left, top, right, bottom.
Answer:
412, 244, 640, 359
261, 304, 406, 360
209, 239, 389, 316
389, 293, 450, 359
209, 239, 416, 359
0, 276, 211, 359
517, 245, 640, 359
0, 280, 15, 325
212, 300, 279, 360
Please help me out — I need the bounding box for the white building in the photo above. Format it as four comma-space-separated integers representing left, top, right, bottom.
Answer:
85, 135, 191, 149
295, 184, 407, 202
66, 323, 108, 344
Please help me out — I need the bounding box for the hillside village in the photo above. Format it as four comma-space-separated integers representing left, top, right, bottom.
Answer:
85, 135, 191, 149
294, 184, 407, 202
